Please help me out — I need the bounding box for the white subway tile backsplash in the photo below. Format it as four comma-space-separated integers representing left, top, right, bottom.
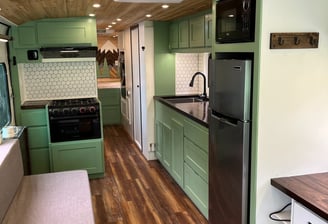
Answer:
19, 61, 97, 101
175, 53, 210, 96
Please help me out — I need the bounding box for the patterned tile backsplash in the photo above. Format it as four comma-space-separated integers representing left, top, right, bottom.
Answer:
175, 53, 210, 96
19, 61, 97, 101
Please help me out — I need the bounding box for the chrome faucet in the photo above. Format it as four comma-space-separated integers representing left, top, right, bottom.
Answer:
189, 72, 207, 98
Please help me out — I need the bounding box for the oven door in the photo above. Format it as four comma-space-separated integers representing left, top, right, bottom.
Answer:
49, 115, 101, 143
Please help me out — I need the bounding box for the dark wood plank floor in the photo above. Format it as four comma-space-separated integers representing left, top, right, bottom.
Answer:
90, 125, 208, 224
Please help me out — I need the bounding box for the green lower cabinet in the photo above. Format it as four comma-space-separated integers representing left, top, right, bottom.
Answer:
50, 139, 104, 178
171, 118, 184, 187
184, 163, 208, 218
29, 148, 51, 174
98, 88, 121, 125
155, 101, 208, 218
161, 122, 172, 171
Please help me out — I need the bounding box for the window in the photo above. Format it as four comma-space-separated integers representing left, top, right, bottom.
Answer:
0, 63, 10, 129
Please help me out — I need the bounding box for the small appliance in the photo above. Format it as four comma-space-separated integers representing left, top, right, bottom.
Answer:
216, 0, 256, 43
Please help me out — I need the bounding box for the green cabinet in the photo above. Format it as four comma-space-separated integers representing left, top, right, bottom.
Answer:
50, 139, 104, 178
169, 20, 189, 49
179, 20, 190, 48
169, 22, 179, 49
205, 14, 212, 47
12, 26, 38, 48
20, 109, 50, 174
155, 101, 208, 217
37, 19, 97, 46
171, 118, 184, 187
189, 16, 205, 48
169, 11, 212, 51
98, 88, 121, 125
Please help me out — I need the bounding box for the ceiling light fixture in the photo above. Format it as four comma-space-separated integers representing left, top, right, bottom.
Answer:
112, 22, 117, 25
108, 25, 112, 28
116, 18, 122, 22
162, 4, 169, 9
146, 14, 152, 18
0, 34, 12, 42
92, 3, 101, 8
89, 13, 96, 17
114, 0, 183, 3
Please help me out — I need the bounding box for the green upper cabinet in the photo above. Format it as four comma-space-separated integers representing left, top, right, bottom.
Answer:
205, 14, 212, 47
169, 11, 212, 51
169, 22, 179, 49
10, 17, 97, 49
189, 16, 205, 48
179, 20, 190, 48
12, 26, 38, 48
37, 19, 97, 46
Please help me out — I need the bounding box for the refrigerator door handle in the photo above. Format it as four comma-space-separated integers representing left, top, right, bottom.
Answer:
211, 113, 238, 127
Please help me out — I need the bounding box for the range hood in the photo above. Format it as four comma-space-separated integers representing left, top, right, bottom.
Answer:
40, 46, 97, 62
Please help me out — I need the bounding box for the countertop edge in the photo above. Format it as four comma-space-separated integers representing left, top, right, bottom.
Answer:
271, 173, 328, 221
154, 96, 208, 128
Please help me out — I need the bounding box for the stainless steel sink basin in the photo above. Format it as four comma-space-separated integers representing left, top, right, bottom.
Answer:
164, 96, 209, 104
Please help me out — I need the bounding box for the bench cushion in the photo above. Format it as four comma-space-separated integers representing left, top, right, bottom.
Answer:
2, 170, 95, 224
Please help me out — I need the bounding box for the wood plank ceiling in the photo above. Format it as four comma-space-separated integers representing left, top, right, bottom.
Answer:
0, 0, 211, 44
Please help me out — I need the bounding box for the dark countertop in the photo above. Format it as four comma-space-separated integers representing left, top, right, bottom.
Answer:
21, 100, 51, 109
154, 95, 209, 128
271, 172, 328, 221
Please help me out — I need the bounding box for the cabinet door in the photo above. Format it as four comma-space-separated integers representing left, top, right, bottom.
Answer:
171, 118, 184, 187
12, 26, 38, 48
37, 20, 97, 46
155, 121, 163, 161
162, 122, 172, 171
51, 140, 104, 175
29, 148, 50, 174
27, 126, 49, 149
169, 22, 179, 49
189, 16, 205, 48
21, 109, 47, 126
205, 14, 212, 47
184, 163, 208, 218
179, 20, 189, 48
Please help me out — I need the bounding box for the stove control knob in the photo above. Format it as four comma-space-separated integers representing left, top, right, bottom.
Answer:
88, 106, 96, 113
71, 107, 79, 115
63, 108, 70, 115
79, 107, 86, 114
52, 109, 60, 116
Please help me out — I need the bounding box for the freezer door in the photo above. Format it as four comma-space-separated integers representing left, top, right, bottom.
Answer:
210, 59, 252, 121
209, 113, 250, 224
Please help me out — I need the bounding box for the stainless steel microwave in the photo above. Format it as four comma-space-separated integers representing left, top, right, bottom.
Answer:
216, 0, 256, 43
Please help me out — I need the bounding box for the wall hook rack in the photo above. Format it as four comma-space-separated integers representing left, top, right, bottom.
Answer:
270, 32, 319, 49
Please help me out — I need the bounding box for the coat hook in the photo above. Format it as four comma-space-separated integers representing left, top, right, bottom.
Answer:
310, 36, 318, 46
294, 37, 300, 45
278, 37, 284, 45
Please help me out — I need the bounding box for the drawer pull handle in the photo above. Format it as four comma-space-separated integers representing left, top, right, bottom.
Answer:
307, 222, 312, 224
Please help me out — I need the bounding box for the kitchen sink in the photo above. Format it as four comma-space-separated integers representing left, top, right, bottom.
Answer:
164, 96, 209, 104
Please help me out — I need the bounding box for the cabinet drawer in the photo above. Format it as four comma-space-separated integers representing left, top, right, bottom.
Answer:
27, 126, 49, 148
292, 200, 327, 224
21, 109, 47, 126
29, 148, 50, 174
184, 137, 208, 182
184, 118, 208, 151
184, 163, 208, 218
51, 140, 104, 175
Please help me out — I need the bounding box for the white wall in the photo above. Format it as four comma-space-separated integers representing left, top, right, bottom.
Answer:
256, 0, 328, 223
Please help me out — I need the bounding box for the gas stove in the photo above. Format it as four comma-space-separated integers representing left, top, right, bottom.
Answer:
48, 97, 101, 143
48, 98, 99, 117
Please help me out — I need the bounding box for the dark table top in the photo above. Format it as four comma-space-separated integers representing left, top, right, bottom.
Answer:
271, 172, 328, 221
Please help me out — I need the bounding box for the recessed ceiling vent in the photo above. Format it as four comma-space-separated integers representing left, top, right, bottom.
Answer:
97, 29, 115, 36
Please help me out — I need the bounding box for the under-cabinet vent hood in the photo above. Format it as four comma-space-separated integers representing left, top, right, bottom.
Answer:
40, 46, 97, 62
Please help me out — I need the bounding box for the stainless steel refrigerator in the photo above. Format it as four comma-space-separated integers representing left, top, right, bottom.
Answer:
209, 59, 252, 224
